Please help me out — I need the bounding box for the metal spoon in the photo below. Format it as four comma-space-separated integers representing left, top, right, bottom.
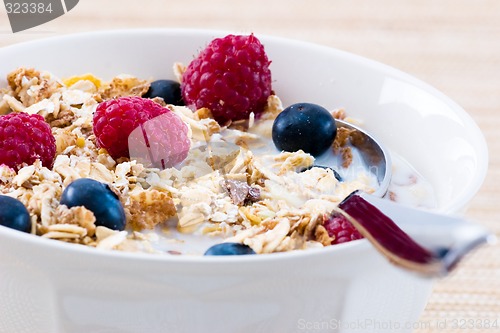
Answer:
329, 120, 495, 277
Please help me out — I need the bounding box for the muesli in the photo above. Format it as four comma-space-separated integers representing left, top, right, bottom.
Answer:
0, 34, 434, 255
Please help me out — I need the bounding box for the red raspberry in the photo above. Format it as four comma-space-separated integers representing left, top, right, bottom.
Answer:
323, 213, 363, 245
93, 97, 190, 167
181, 34, 272, 125
0, 113, 56, 171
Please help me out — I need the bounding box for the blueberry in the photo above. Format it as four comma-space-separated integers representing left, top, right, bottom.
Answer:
0, 196, 31, 233
60, 178, 126, 231
272, 103, 337, 156
143, 79, 184, 105
204, 242, 256, 256
301, 165, 343, 182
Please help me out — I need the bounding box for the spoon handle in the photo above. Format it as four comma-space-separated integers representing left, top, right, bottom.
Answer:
337, 191, 495, 277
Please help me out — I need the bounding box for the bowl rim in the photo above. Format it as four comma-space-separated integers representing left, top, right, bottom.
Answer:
0, 28, 489, 264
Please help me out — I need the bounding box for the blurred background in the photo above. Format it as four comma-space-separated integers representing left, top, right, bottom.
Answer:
1, 0, 499, 331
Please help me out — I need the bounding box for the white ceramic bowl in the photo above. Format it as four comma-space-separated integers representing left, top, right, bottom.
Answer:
0, 29, 488, 333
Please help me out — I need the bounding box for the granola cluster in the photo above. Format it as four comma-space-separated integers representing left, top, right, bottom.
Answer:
0, 67, 375, 255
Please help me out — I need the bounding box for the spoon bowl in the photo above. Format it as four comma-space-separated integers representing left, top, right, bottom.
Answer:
333, 119, 392, 197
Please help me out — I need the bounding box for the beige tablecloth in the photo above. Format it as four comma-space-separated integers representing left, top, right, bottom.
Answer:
1, 1, 499, 331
